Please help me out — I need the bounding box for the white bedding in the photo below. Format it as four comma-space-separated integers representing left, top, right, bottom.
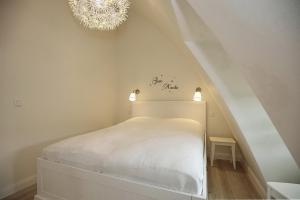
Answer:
42, 117, 205, 195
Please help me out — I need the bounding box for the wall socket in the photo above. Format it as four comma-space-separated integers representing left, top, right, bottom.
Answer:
13, 99, 23, 107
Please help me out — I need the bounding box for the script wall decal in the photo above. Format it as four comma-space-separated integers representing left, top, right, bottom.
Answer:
149, 74, 179, 92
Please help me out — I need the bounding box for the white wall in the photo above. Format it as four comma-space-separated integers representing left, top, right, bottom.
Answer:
0, 0, 117, 197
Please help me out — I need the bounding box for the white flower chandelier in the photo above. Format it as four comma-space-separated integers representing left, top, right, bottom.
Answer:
69, 0, 130, 31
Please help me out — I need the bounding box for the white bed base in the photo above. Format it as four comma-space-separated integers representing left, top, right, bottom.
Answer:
35, 101, 207, 200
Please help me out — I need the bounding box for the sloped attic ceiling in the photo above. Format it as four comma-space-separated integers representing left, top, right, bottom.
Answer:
130, 0, 300, 185
184, 0, 300, 168
130, 0, 186, 51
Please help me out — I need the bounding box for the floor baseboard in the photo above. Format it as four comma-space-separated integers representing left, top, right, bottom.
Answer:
208, 151, 266, 199
244, 165, 266, 198
0, 175, 36, 199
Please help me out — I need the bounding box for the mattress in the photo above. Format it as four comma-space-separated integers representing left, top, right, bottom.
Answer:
42, 117, 205, 195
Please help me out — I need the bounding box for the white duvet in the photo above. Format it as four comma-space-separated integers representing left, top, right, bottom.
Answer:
42, 117, 205, 195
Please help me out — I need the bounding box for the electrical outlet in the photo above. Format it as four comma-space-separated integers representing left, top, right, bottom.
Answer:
13, 99, 23, 107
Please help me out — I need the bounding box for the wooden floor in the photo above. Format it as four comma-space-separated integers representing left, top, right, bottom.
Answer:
2, 185, 36, 200
2, 160, 260, 200
208, 160, 261, 199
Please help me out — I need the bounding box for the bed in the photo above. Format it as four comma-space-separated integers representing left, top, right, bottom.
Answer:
35, 101, 207, 200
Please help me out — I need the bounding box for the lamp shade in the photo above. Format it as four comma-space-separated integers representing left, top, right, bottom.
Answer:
68, 0, 130, 31
129, 92, 137, 102
193, 91, 202, 102
193, 87, 202, 101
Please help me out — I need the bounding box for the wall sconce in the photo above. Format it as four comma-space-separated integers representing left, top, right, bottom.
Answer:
129, 89, 140, 102
193, 87, 202, 102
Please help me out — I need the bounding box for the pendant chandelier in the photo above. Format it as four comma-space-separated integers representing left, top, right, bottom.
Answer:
69, 0, 130, 31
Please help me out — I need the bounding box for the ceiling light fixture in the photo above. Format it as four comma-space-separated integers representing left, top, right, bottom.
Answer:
69, 0, 130, 31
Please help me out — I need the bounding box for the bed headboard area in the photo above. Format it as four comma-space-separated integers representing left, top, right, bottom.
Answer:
132, 101, 206, 130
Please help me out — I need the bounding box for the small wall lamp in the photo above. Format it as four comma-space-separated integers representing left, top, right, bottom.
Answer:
129, 89, 140, 102
193, 87, 202, 102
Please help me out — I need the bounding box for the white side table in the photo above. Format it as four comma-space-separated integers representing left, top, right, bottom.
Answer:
267, 182, 300, 199
209, 136, 236, 169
